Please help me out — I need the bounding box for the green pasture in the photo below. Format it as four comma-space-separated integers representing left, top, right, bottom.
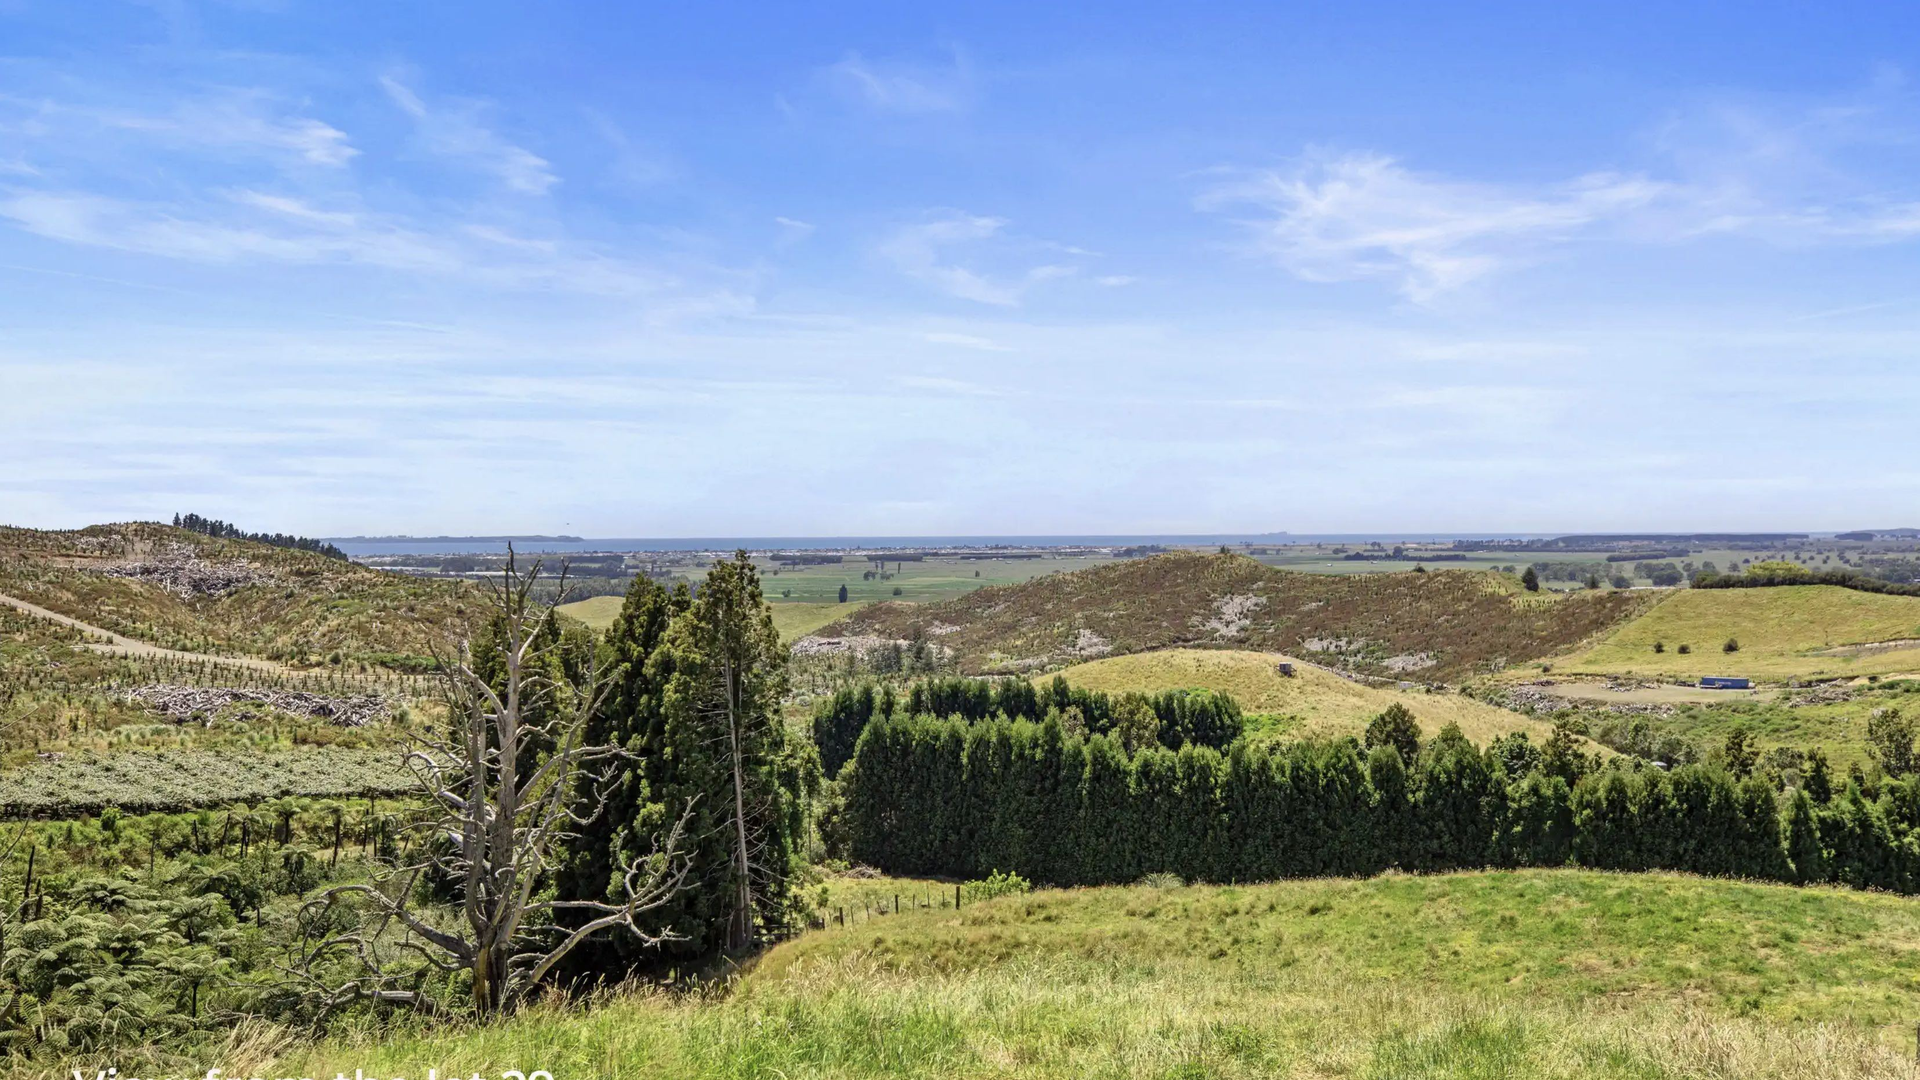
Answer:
269, 870, 1920, 1080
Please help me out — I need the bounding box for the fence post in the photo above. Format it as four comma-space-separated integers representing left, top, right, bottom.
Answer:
956, 883, 962, 910
894, 894, 899, 914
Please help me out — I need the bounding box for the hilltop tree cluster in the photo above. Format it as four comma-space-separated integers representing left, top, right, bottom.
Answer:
172, 512, 347, 561
1693, 561, 1920, 598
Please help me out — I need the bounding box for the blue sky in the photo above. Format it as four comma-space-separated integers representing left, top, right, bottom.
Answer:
4, 1, 1920, 536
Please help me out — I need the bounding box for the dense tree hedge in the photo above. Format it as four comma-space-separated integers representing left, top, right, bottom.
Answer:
1693, 567, 1920, 598
845, 714, 1920, 892
813, 675, 1243, 775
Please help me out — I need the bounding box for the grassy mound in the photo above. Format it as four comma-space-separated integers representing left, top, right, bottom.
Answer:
813, 552, 1653, 681
561, 595, 863, 642
0, 522, 473, 666
271, 871, 1919, 1080
1558, 585, 1920, 681
555, 593, 624, 629
1047, 648, 1579, 747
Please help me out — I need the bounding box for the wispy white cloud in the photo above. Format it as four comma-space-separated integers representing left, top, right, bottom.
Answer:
0, 187, 718, 301
1095, 275, 1137, 287
775, 216, 816, 241
583, 108, 675, 190
878, 213, 1018, 304
920, 331, 1011, 352
824, 51, 970, 114
0, 189, 457, 269
1205, 86, 1920, 302
877, 212, 1082, 306
897, 374, 1007, 395
1, 92, 357, 168
380, 75, 556, 194
1199, 152, 1666, 302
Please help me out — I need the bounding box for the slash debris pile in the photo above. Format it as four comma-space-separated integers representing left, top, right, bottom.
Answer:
124, 684, 389, 727
100, 545, 272, 597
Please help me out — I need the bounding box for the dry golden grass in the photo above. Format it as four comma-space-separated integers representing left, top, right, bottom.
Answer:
1557, 586, 1920, 682
560, 595, 863, 642
1046, 648, 1582, 747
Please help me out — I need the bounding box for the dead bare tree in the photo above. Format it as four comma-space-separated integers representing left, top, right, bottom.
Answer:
294, 552, 692, 1018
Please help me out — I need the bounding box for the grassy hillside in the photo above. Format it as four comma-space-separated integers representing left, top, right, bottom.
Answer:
770, 600, 866, 641
555, 593, 624, 630
1047, 648, 1584, 747
560, 595, 863, 642
1558, 585, 1920, 681
812, 552, 1654, 680
0, 522, 474, 667
271, 871, 1918, 1080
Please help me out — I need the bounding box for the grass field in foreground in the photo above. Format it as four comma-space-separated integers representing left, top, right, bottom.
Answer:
559, 595, 869, 642
1557, 585, 1920, 681
1048, 648, 1582, 748
268, 871, 1920, 1080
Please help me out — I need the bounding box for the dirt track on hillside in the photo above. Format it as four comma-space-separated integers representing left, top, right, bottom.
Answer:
0, 590, 289, 673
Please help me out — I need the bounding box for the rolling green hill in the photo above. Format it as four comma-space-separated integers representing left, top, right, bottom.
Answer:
1047, 648, 1591, 748
0, 522, 475, 667
1556, 585, 1920, 681
811, 551, 1655, 680
268, 871, 1919, 1080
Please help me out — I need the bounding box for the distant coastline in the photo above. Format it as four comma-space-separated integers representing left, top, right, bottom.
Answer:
321, 530, 1864, 557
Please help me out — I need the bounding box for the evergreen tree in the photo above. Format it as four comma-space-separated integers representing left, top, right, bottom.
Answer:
1803, 747, 1833, 803
837, 584, 849, 603
1364, 702, 1421, 765
1867, 708, 1918, 778
1520, 566, 1541, 592
1111, 693, 1160, 753
1722, 727, 1758, 779
660, 552, 802, 951
553, 575, 688, 974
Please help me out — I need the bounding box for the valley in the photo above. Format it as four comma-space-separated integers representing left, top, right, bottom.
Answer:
6, 520, 1920, 1076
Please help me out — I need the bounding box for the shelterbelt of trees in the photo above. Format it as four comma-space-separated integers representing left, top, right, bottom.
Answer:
1695, 559, 1920, 597
842, 711, 1913, 893
811, 675, 1245, 775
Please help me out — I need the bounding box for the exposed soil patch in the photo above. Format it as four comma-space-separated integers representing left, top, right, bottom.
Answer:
1815, 638, 1920, 658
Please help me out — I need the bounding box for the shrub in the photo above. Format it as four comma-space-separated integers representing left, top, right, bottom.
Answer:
963, 870, 1033, 902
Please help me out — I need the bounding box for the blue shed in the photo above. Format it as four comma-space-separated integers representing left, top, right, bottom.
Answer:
1699, 676, 1751, 690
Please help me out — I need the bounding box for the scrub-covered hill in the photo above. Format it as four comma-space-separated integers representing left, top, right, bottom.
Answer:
808, 551, 1653, 681
0, 522, 475, 668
